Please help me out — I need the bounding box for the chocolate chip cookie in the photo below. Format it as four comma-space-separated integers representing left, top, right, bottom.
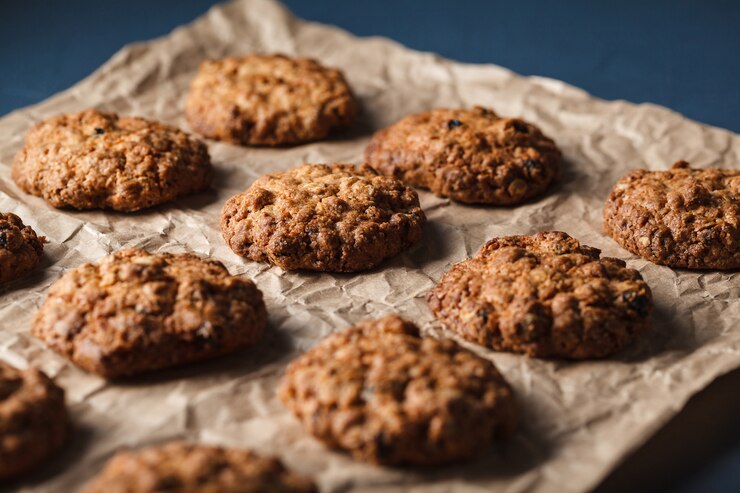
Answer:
83, 441, 316, 493
186, 54, 358, 146
12, 109, 213, 211
0, 212, 44, 283
0, 361, 68, 480
32, 249, 267, 379
279, 315, 518, 465
221, 163, 426, 272
427, 231, 652, 359
604, 160, 739, 270
364, 106, 561, 204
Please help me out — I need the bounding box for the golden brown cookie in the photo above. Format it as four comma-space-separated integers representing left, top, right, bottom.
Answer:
32, 249, 267, 379
221, 163, 426, 272
279, 315, 518, 465
186, 54, 358, 146
604, 160, 739, 270
0, 361, 68, 480
83, 441, 316, 493
427, 231, 652, 359
364, 106, 561, 204
12, 109, 213, 212
0, 212, 44, 283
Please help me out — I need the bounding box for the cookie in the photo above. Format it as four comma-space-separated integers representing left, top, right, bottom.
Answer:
32, 249, 267, 379
12, 109, 213, 212
364, 106, 561, 205
186, 54, 358, 146
427, 231, 652, 359
0, 212, 44, 283
83, 441, 316, 493
279, 315, 518, 465
221, 163, 426, 272
0, 361, 67, 480
604, 160, 740, 270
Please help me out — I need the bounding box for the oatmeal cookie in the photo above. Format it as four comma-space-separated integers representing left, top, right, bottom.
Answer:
279, 315, 518, 465
221, 163, 426, 272
32, 249, 267, 379
364, 106, 561, 204
83, 441, 316, 493
0, 212, 44, 283
604, 160, 739, 269
427, 231, 652, 359
0, 361, 67, 479
186, 54, 358, 146
12, 109, 212, 211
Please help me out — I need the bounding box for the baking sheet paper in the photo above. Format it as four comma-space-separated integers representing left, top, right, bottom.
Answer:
1, 0, 739, 491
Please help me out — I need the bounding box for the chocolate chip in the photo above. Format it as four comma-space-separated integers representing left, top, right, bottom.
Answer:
512, 121, 529, 133
479, 308, 490, 324
0, 232, 7, 248
94, 127, 105, 135
447, 119, 462, 129
622, 291, 650, 317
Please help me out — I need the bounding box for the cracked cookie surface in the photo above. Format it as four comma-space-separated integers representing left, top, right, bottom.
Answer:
0, 361, 67, 479
279, 315, 518, 465
221, 163, 426, 272
83, 441, 317, 493
12, 109, 212, 212
364, 106, 561, 204
0, 212, 44, 283
604, 160, 739, 270
427, 231, 652, 359
186, 54, 358, 146
32, 249, 267, 378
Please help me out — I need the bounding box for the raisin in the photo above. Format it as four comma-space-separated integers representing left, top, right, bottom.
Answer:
524, 159, 543, 173
447, 119, 462, 129
0, 377, 22, 400
153, 475, 182, 490
622, 291, 650, 317
374, 432, 394, 461
94, 127, 105, 135
511, 121, 529, 133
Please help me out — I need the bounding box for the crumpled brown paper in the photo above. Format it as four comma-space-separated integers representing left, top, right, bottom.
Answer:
1, 0, 738, 491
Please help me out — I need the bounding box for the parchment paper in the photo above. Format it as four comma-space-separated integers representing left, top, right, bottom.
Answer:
1, 1, 739, 491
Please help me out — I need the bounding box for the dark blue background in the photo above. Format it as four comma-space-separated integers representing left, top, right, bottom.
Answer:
1, 0, 739, 132
1, 1, 739, 492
